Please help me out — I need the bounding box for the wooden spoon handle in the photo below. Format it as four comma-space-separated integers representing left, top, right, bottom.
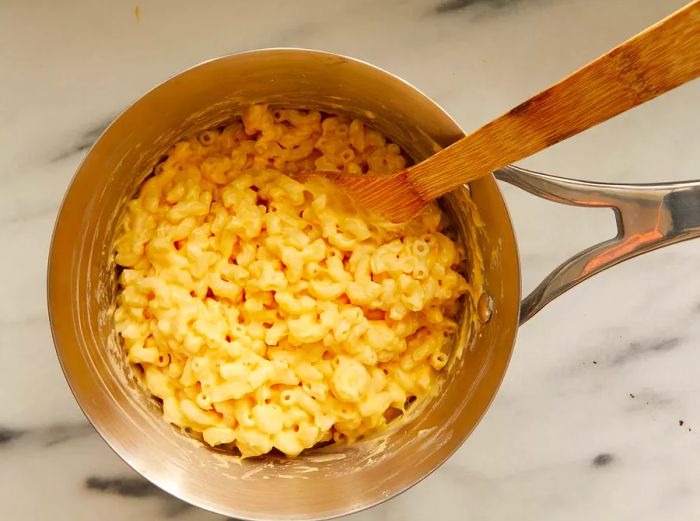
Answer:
409, 0, 700, 200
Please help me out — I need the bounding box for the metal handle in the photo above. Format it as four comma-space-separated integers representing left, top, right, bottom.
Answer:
494, 165, 700, 324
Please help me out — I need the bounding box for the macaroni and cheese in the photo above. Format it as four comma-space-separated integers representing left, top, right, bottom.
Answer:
113, 105, 476, 457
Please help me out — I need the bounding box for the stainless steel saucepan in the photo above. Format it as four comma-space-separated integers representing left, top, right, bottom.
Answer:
48, 49, 700, 520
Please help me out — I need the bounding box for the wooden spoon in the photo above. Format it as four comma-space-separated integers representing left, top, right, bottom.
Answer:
316, 0, 700, 222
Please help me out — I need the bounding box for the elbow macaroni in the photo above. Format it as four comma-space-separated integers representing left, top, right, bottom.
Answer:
114, 105, 477, 458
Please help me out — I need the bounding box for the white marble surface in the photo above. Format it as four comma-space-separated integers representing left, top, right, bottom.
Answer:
2, 0, 700, 519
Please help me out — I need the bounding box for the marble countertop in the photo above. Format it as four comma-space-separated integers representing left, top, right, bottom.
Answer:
2, 0, 699, 519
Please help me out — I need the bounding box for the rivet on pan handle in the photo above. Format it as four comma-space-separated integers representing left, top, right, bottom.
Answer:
494, 165, 700, 324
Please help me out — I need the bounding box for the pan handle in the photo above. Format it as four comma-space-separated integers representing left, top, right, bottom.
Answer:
494, 165, 700, 324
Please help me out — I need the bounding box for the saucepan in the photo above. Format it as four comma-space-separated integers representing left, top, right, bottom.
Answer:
47, 49, 700, 520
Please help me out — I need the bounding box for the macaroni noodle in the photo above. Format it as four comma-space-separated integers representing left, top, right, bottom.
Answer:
114, 105, 476, 457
